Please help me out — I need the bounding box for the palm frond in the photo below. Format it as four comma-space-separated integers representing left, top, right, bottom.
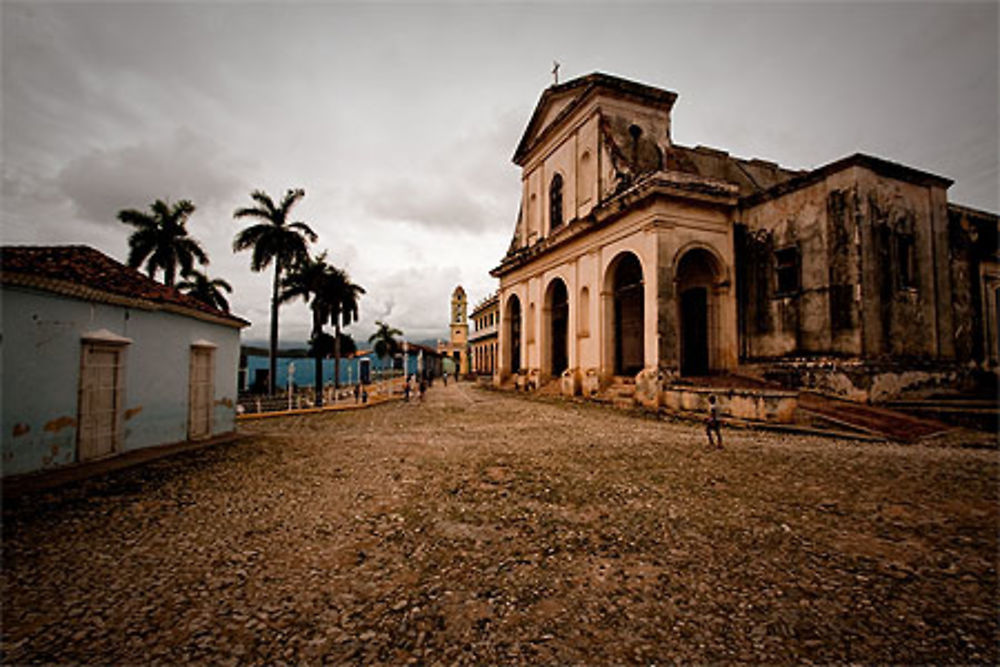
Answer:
117, 209, 155, 229
287, 220, 318, 243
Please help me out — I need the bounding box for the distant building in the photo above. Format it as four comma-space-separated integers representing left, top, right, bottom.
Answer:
241, 343, 443, 392
437, 286, 470, 376
491, 72, 999, 402
469, 292, 499, 376
1, 245, 248, 477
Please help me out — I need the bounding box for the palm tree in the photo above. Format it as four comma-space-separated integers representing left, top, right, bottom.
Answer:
369, 320, 403, 374
177, 268, 233, 313
280, 252, 332, 405
280, 254, 365, 405
118, 199, 208, 286
233, 188, 317, 396
309, 332, 356, 360
325, 266, 365, 389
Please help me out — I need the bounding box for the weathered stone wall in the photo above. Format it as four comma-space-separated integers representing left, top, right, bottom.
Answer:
854, 168, 952, 359
739, 164, 956, 364
948, 205, 999, 366
742, 357, 990, 403
740, 171, 856, 358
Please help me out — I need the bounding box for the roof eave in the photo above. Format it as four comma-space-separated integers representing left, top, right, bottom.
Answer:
2, 273, 249, 329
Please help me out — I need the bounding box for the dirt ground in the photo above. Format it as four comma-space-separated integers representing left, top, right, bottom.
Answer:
2, 382, 997, 664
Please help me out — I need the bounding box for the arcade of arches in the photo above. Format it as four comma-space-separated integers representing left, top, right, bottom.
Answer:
497, 245, 736, 389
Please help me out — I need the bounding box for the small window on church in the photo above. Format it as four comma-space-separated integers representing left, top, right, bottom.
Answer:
550, 173, 564, 231
896, 234, 916, 290
774, 246, 800, 296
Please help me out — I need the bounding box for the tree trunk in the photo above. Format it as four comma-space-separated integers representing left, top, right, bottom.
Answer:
269, 263, 280, 397
334, 317, 342, 389
313, 307, 324, 408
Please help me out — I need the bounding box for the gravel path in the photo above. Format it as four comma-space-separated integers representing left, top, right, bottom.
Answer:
2, 382, 997, 664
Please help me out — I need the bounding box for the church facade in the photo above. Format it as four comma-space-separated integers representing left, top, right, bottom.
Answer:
491, 73, 998, 402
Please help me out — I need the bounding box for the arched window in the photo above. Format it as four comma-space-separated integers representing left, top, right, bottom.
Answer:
549, 173, 564, 231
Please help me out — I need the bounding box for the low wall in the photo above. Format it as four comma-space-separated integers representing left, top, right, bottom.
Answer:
741, 358, 995, 403
661, 385, 798, 423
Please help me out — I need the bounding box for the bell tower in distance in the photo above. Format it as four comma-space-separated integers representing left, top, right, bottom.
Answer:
449, 286, 469, 374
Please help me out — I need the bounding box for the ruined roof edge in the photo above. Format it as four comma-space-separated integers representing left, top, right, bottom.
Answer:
740, 153, 954, 208
947, 201, 999, 221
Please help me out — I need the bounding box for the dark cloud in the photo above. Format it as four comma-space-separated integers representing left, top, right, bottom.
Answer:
360, 111, 522, 233
3, 1, 996, 346
56, 128, 251, 226
362, 179, 498, 232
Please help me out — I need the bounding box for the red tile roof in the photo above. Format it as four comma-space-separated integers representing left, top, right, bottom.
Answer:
1, 245, 248, 328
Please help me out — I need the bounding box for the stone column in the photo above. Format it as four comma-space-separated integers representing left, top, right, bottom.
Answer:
657, 231, 679, 377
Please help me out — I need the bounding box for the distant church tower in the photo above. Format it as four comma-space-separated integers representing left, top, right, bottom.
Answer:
438, 286, 470, 376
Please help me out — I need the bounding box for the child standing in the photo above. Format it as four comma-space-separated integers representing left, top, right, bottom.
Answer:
706, 394, 723, 449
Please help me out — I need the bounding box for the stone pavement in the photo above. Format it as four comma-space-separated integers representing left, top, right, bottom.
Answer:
2, 381, 996, 664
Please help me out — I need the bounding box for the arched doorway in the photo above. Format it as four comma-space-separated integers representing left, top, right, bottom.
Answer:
676, 248, 723, 376
506, 295, 522, 374
608, 253, 644, 376
544, 278, 569, 377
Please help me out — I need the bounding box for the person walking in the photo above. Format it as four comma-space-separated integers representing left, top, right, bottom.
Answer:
706, 394, 723, 449
419, 377, 427, 402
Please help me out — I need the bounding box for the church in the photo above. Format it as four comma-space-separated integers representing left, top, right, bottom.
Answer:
490, 72, 998, 403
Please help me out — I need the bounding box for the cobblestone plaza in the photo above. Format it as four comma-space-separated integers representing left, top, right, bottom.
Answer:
2, 383, 996, 664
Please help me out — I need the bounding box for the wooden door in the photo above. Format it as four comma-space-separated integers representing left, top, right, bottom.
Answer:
188, 347, 214, 440
78, 343, 123, 461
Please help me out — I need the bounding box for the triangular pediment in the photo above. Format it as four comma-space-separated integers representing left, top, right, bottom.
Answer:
512, 72, 679, 166
529, 89, 581, 145
513, 80, 592, 166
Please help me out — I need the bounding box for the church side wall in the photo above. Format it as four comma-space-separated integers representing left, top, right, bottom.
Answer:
741, 173, 847, 358
741, 165, 955, 363
854, 168, 952, 359
948, 206, 1000, 367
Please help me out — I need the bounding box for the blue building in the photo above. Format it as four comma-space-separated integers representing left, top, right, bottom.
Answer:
241, 343, 443, 392
1, 246, 248, 478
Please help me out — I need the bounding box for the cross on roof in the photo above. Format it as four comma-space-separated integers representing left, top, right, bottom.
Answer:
552, 60, 560, 85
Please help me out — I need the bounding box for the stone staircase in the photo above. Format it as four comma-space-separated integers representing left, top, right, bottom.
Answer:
596, 376, 637, 409
535, 379, 563, 397
884, 395, 999, 433
797, 392, 952, 442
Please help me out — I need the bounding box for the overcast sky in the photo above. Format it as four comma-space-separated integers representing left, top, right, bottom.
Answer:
3, 1, 997, 346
